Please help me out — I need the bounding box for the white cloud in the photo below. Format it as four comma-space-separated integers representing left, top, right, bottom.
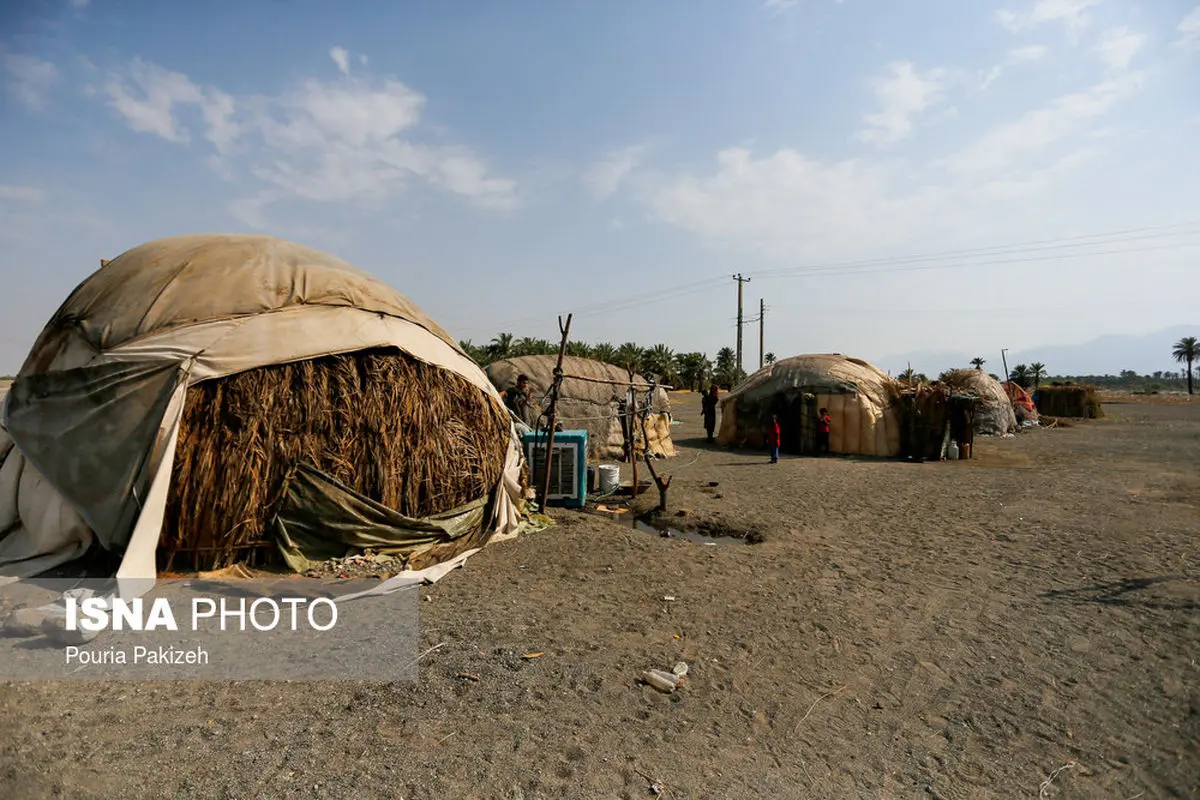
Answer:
856, 61, 949, 146
763, 0, 799, 12
980, 44, 1049, 90
584, 144, 652, 200
641, 74, 1141, 261
330, 46, 350, 76
2, 52, 58, 110
101, 53, 517, 223
1176, 6, 1200, 48
949, 73, 1143, 176
0, 185, 47, 204
1011, 44, 1050, 62
995, 0, 1101, 34
1094, 28, 1145, 72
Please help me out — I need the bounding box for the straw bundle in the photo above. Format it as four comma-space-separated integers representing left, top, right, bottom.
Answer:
1034, 385, 1103, 419
160, 348, 512, 570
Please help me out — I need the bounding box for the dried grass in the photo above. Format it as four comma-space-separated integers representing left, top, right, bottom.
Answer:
1035, 385, 1104, 419
161, 348, 512, 571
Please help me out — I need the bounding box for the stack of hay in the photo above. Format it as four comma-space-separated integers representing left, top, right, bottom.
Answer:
1034, 384, 1104, 419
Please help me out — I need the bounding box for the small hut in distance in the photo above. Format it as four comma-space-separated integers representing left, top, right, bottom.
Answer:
485, 355, 676, 461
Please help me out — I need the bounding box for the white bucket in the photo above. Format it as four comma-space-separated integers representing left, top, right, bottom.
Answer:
597, 464, 621, 494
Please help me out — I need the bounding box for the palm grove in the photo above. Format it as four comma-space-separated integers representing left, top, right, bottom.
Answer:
458, 333, 774, 390
459, 333, 1199, 396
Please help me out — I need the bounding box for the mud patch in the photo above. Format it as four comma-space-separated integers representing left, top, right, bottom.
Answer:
632, 513, 761, 545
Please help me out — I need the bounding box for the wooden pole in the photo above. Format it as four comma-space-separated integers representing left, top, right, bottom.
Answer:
538, 314, 572, 512
639, 400, 672, 512
627, 369, 639, 499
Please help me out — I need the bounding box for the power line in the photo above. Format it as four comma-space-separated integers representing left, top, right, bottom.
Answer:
451, 221, 1199, 337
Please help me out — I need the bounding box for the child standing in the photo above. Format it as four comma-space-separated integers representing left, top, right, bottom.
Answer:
816, 407, 831, 455
768, 414, 781, 463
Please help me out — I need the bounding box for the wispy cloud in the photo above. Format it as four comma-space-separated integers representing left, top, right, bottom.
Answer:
0, 185, 47, 204
584, 144, 652, 200
1093, 27, 1145, 72
69, 0, 90, 8
995, 0, 1101, 35
1176, 6, 1200, 49
329, 46, 351, 76
100, 50, 518, 226
856, 61, 949, 146
2, 51, 58, 110
948, 73, 1144, 177
763, 0, 799, 13
980, 44, 1049, 90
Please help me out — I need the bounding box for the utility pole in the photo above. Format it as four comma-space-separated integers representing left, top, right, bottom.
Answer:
1000, 349, 1010, 383
758, 298, 765, 370
733, 274, 751, 376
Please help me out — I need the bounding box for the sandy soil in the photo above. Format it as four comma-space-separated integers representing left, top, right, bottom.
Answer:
2, 393, 1198, 799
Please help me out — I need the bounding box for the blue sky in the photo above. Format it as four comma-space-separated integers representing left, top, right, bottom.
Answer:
2, 0, 1198, 374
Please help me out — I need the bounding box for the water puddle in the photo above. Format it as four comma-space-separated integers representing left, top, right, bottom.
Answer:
632, 519, 751, 546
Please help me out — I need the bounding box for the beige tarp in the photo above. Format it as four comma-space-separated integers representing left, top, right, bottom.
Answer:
718, 354, 902, 457
486, 355, 675, 461
942, 370, 1018, 435
0, 234, 525, 596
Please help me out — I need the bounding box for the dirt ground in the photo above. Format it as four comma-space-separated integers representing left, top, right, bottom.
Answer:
2, 391, 1198, 799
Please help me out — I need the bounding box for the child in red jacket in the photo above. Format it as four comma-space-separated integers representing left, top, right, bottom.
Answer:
768, 414, 781, 463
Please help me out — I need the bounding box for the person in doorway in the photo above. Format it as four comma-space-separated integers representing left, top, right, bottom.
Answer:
816, 407, 831, 455
768, 413, 781, 463
701, 383, 719, 443
504, 374, 532, 419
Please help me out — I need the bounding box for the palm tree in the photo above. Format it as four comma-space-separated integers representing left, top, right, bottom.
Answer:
1029, 362, 1046, 388
643, 344, 677, 384
511, 337, 540, 357
764, 352, 776, 365
614, 342, 645, 374
675, 352, 712, 391
1010, 364, 1031, 389
458, 339, 486, 365
590, 342, 617, 365
1173, 336, 1198, 395
488, 332, 514, 360
899, 367, 917, 383
970, 357, 986, 370
715, 347, 738, 387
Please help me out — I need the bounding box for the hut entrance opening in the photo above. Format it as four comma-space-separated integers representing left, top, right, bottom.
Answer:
768, 391, 818, 455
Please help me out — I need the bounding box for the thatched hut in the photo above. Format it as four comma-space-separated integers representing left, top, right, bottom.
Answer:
718, 354, 901, 456
0, 234, 526, 581
940, 370, 1017, 435
486, 355, 675, 461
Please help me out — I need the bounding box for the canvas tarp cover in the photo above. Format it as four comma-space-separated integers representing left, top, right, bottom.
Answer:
718, 354, 902, 457
0, 234, 526, 594
942, 370, 1017, 435
272, 462, 491, 573
486, 355, 675, 460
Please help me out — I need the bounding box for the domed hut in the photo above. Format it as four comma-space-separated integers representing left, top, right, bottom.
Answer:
0, 234, 526, 582
717, 354, 901, 456
939, 370, 1017, 435
486, 355, 675, 461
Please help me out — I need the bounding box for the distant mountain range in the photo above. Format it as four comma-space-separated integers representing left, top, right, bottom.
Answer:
876, 324, 1198, 378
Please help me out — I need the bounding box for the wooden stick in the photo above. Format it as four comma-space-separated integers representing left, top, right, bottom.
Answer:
628, 369, 639, 499
640, 407, 672, 512
559, 373, 673, 391
538, 314, 573, 512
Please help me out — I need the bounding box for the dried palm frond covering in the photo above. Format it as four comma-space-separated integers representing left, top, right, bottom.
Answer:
160, 348, 513, 571
1034, 384, 1103, 419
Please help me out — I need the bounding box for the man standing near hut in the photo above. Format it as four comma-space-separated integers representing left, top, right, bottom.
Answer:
816, 407, 831, 456
768, 414, 781, 463
504, 374, 533, 421
701, 384, 719, 443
